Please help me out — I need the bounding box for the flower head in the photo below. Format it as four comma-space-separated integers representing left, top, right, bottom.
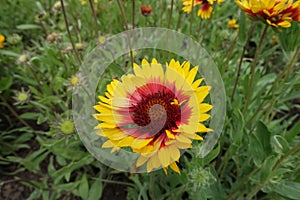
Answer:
16, 54, 29, 65
60, 120, 75, 135
182, 0, 225, 19
141, 5, 152, 16
67, 72, 86, 93
13, 88, 31, 105
94, 58, 212, 173
235, 0, 300, 28
0, 34, 5, 48
228, 19, 239, 28
6, 33, 22, 45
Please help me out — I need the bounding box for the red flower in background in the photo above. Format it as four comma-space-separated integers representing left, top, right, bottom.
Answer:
141, 5, 152, 16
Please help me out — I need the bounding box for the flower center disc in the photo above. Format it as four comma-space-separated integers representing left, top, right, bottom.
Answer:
128, 83, 181, 138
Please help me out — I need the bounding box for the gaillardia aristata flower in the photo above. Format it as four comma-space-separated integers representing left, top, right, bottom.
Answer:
235, 0, 300, 28
94, 59, 212, 173
182, 0, 225, 19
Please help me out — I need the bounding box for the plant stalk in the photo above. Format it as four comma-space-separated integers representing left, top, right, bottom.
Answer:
243, 25, 269, 114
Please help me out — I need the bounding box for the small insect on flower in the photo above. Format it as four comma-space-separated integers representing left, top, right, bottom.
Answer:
141, 5, 152, 16
94, 58, 213, 174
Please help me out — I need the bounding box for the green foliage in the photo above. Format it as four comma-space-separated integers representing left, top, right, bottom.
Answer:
1, 0, 300, 199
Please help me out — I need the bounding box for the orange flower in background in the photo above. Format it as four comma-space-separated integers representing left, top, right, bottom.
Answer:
141, 5, 152, 16
235, 0, 300, 28
0, 34, 5, 48
182, 0, 225, 19
94, 58, 212, 173
228, 19, 239, 28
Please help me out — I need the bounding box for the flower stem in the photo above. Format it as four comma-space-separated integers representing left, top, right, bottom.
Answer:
0, 96, 32, 129
246, 142, 300, 199
226, 167, 259, 199
231, 22, 257, 101
196, 18, 203, 40
246, 46, 300, 125
116, 0, 134, 67
189, 0, 194, 35
60, 0, 81, 65
88, 0, 99, 38
116, 0, 128, 30
243, 25, 269, 114
167, 0, 174, 29
221, 33, 239, 76
132, 0, 135, 29
176, 10, 183, 31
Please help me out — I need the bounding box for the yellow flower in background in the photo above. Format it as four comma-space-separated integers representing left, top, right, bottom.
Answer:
182, 0, 225, 19
228, 19, 239, 28
235, 0, 300, 28
81, 0, 87, 6
81, 0, 98, 6
94, 58, 212, 173
0, 34, 5, 48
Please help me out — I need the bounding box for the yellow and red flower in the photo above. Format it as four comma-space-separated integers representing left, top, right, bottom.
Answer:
235, 0, 300, 28
182, 0, 225, 19
94, 59, 212, 173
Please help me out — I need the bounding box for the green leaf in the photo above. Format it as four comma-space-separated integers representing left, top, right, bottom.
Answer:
285, 120, 300, 143
79, 174, 89, 200
271, 135, 290, 154
0, 76, 13, 92
231, 109, 245, 145
255, 121, 272, 155
0, 50, 20, 57
88, 178, 103, 200
20, 112, 40, 120
249, 133, 265, 166
260, 155, 277, 182
272, 182, 300, 199
202, 142, 220, 166
16, 24, 41, 30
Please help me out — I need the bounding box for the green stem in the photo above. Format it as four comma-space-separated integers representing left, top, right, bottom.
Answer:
159, 0, 165, 26
60, 0, 81, 65
246, 142, 300, 199
196, 18, 203, 40
116, 0, 128, 30
248, 45, 300, 124
88, 0, 99, 38
167, 0, 174, 29
116, 0, 134, 67
243, 25, 269, 114
222, 32, 239, 75
175, 10, 183, 31
226, 167, 259, 200
231, 22, 257, 101
0, 96, 32, 129
200, 17, 212, 43
273, 142, 300, 171
189, 0, 194, 35
132, 0, 135, 29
